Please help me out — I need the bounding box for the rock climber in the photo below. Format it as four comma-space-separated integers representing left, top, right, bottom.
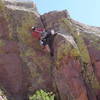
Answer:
31, 26, 57, 56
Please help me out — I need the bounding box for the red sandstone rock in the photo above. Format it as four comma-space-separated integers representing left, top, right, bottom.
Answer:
0, 1, 100, 100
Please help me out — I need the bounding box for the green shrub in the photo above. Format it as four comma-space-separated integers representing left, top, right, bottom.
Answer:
29, 90, 55, 100
0, 89, 7, 100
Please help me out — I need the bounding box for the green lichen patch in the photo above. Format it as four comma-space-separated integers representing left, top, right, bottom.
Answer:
7, 24, 13, 40
56, 40, 72, 67
20, 44, 52, 83
0, 0, 5, 11
75, 35, 90, 63
0, 40, 5, 47
82, 63, 100, 89
70, 48, 80, 57
17, 13, 36, 45
59, 18, 100, 89
60, 18, 90, 63
82, 33, 100, 50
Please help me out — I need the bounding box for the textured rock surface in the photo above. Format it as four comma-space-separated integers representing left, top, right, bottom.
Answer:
0, 0, 100, 100
42, 11, 100, 100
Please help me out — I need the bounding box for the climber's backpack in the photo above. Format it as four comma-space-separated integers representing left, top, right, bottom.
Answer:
32, 28, 45, 40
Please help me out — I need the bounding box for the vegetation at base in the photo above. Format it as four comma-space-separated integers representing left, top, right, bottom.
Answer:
29, 90, 55, 100
0, 89, 7, 100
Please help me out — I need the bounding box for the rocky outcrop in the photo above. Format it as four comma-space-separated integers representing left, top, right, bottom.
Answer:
41, 11, 100, 100
40, 10, 70, 31
0, 0, 100, 100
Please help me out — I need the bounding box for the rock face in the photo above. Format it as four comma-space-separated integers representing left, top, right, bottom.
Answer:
0, 0, 100, 100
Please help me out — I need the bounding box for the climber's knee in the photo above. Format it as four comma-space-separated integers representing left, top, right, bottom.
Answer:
44, 45, 50, 52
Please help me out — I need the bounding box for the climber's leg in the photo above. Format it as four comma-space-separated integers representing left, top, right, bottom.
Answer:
40, 40, 50, 52
44, 44, 50, 52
